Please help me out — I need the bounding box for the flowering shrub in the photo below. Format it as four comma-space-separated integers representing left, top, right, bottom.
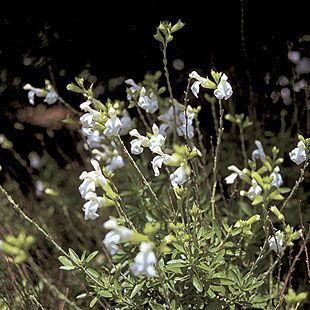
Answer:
1, 20, 309, 309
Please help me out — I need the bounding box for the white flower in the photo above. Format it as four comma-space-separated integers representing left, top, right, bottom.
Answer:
214, 74, 233, 100
103, 218, 133, 255
23, 84, 45, 105
103, 107, 122, 137
246, 179, 262, 201
289, 141, 307, 165
79, 159, 107, 199
151, 148, 174, 177
125, 79, 141, 100
130, 242, 157, 277
82, 193, 104, 220
252, 140, 266, 162
129, 129, 149, 155
148, 124, 165, 153
84, 130, 104, 150
177, 108, 195, 139
44, 91, 58, 104
170, 166, 188, 188
270, 166, 283, 188
103, 231, 121, 255
288, 51, 300, 64
138, 87, 158, 113
225, 165, 243, 184
269, 231, 285, 254
106, 155, 124, 171
189, 71, 209, 98
119, 109, 132, 135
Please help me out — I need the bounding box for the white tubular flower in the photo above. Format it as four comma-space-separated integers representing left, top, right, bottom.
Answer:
225, 165, 243, 184
79, 159, 107, 199
269, 231, 285, 254
84, 130, 104, 150
289, 141, 307, 165
170, 166, 188, 188
252, 140, 266, 162
177, 108, 195, 139
270, 166, 283, 188
125, 79, 141, 100
189, 71, 209, 98
129, 129, 149, 155
104, 107, 122, 137
119, 109, 132, 135
246, 179, 262, 201
138, 87, 158, 113
130, 242, 157, 277
106, 155, 124, 172
214, 74, 233, 100
103, 218, 133, 256
148, 124, 165, 153
82, 193, 104, 220
151, 156, 165, 177
103, 231, 121, 255
23, 84, 45, 105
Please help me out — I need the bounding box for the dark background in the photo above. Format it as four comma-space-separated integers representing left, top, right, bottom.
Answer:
0, 0, 309, 190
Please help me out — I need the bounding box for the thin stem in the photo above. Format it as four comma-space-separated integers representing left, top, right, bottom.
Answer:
116, 136, 159, 205
0, 185, 105, 292
211, 99, 224, 219
162, 43, 177, 143
280, 160, 308, 212
239, 124, 247, 167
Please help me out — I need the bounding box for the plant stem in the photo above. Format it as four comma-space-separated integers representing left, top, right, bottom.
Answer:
280, 160, 308, 212
211, 99, 224, 219
116, 136, 159, 205
239, 124, 247, 167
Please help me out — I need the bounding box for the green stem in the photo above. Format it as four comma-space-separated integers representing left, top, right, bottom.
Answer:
116, 136, 159, 205
0, 185, 105, 291
211, 100, 224, 219
162, 43, 177, 143
239, 124, 247, 167
280, 160, 308, 212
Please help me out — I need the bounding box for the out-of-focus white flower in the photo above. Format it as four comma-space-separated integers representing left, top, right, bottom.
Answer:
84, 130, 104, 150
82, 193, 104, 220
214, 74, 233, 100
79, 159, 107, 199
35, 180, 45, 196
148, 124, 165, 153
29, 152, 41, 169
269, 231, 285, 254
293, 80, 307, 92
270, 166, 283, 188
295, 57, 310, 74
225, 165, 243, 184
170, 166, 188, 188
106, 155, 124, 172
289, 141, 307, 165
119, 109, 132, 135
130, 242, 157, 277
44, 91, 59, 104
288, 51, 300, 64
138, 87, 158, 113
125, 79, 141, 100
278, 75, 289, 86
252, 140, 266, 162
103, 218, 133, 256
246, 179, 262, 201
129, 129, 149, 155
103, 107, 122, 137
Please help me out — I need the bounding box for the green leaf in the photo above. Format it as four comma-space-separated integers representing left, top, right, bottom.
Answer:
69, 248, 80, 264
89, 297, 99, 308
269, 190, 284, 201
251, 171, 265, 189
60, 265, 76, 271
58, 256, 73, 267
130, 281, 145, 299
212, 219, 222, 240
171, 20, 185, 33
211, 249, 225, 267
66, 83, 83, 93
150, 301, 166, 310
86, 251, 99, 263
154, 32, 164, 44
244, 279, 264, 291
252, 196, 264, 205
192, 275, 203, 292
87, 268, 100, 279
